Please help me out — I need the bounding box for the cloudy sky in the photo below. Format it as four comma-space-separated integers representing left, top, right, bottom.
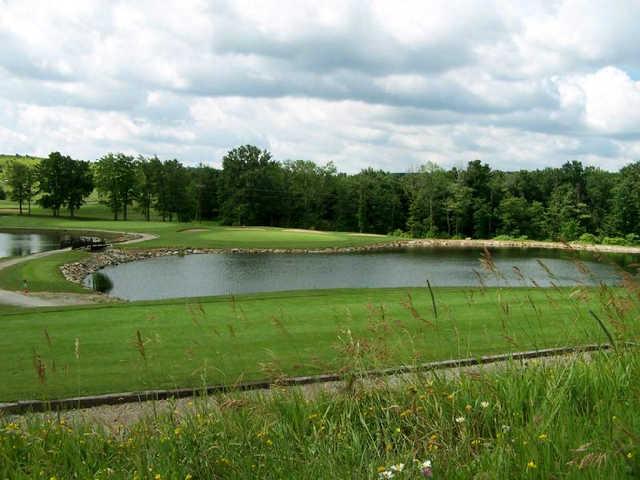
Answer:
1, 0, 640, 172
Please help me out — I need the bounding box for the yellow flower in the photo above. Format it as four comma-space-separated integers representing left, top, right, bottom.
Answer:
471, 439, 481, 446
527, 460, 537, 469
185, 475, 193, 480
447, 393, 455, 401
174, 427, 182, 436
395, 427, 401, 433
154, 474, 162, 480
266, 439, 273, 446
465, 404, 472, 412
538, 433, 548, 441
627, 452, 634, 459
377, 466, 387, 473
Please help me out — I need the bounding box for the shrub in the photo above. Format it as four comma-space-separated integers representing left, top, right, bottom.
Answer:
91, 271, 113, 293
578, 233, 599, 244
602, 236, 627, 246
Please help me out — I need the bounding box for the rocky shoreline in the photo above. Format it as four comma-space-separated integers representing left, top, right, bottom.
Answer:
59, 238, 640, 289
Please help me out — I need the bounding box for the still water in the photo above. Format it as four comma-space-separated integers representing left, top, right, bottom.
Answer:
87, 248, 638, 301
0, 231, 63, 258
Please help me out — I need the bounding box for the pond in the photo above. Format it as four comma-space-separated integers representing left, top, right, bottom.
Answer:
0, 231, 65, 258
86, 247, 639, 301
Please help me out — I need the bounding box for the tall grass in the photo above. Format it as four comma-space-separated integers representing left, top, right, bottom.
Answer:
1, 349, 639, 479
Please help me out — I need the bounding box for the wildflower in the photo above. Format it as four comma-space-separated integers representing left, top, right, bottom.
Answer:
266, 439, 273, 446
526, 460, 537, 470
420, 460, 433, 478
455, 416, 465, 424
480, 401, 489, 409
377, 466, 386, 473
447, 393, 455, 401
627, 452, 634, 459
4, 422, 19, 432
390, 463, 405, 472
395, 427, 401, 434
501, 424, 511, 433
378, 470, 394, 479
538, 433, 547, 441
465, 404, 472, 412
174, 427, 182, 436
185, 475, 193, 480
471, 438, 481, 446
154, 474, 162, 480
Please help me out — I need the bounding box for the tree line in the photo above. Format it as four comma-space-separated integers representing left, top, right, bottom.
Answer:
2, 145, 640, 243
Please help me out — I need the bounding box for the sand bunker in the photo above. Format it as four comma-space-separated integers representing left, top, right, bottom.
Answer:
283, 229, 330, 234
226, 227, 267, 231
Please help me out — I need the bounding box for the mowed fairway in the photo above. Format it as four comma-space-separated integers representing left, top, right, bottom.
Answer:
0, 286, 620, 401
0, 213, 397, 250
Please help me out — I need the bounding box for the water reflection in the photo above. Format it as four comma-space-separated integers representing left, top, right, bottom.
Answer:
88, 247, 639, 301
0, 232, 63, 257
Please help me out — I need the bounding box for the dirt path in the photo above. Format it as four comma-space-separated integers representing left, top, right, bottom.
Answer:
0, 232, 157, 307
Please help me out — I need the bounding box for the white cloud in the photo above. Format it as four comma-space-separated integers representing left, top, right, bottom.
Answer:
0, 0, 639, 171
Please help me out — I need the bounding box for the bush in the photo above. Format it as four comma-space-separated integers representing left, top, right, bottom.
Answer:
578, 233, 599, 244
493, 234, 529, 241
389, 229, 412, 238
602, 236, 627, 246
625, 233, 639, 245
91, 271, 113, 293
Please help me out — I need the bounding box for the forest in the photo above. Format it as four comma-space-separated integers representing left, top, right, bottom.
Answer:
2, 145, 639, 243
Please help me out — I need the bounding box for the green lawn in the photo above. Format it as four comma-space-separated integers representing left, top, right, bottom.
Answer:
0, 211, 396, 251
0, 250, 89, 292
0, 286, 624, 401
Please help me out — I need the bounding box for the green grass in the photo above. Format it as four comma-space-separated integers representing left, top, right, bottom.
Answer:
0, 210, 396, 251
0, 250, 89, 292
1, 285, 633, 402
2, 345, 639, 479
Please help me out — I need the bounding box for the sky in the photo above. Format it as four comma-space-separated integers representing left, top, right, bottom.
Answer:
1, 0, 640, 172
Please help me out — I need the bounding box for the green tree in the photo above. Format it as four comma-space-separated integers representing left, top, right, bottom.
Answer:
134, 156, 157, 221
94, 153, 137, 220
38, 152, 93, 217
219, 145, 285, 226
404, 162, 450, 237
612, 161, 640, 236
6, 161, 38, 215
283, 160, 336, 229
